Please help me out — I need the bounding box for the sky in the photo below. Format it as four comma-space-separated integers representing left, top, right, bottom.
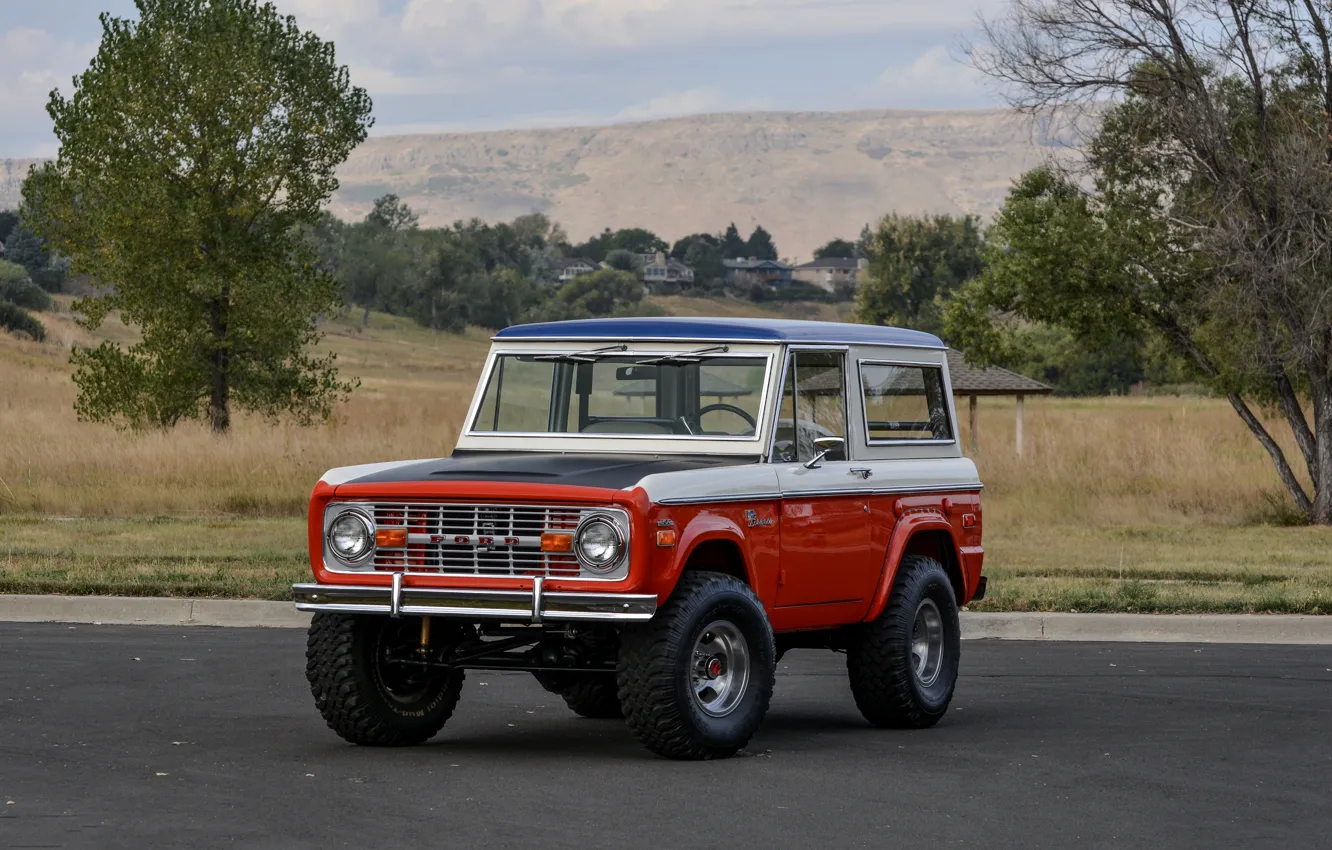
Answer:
0, 0, 1005, 157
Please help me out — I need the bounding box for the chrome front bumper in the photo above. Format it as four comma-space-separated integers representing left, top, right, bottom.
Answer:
292, 576, 657, 623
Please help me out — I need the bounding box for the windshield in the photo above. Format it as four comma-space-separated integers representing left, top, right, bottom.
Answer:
471, 353, 770, 438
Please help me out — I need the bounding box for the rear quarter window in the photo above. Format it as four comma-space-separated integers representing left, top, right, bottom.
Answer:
859, 362, 953, 443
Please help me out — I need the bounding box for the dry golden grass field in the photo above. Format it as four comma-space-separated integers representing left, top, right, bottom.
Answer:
1, 295, 1328, 612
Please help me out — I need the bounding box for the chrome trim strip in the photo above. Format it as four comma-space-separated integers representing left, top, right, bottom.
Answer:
655, 491, 785, 506
856, 358, 958, 447
652, 482, 982, 506
293, 583, 658, 622
489, 335, 947, 350
531, 575, 544, 624
390, 573, 403, 618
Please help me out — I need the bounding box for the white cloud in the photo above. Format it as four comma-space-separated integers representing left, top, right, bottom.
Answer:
873, 44, 989, 104
614, 86, 727, 121
2, 0, 1007, 154
392, 0, 993, 57
0, 27, 98, 153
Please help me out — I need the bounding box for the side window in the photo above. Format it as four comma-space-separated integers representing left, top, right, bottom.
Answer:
772, 351, 847, 463
860, 362, 953, 442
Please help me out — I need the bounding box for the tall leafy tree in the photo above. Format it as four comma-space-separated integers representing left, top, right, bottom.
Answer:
855, 214, 984, 336
365, 194, 418, 232
746, 225, 778, 260
670, 232, 718, 260
814, 238, 857, 259
682, 239, 725, 285
534, 268, 650, 322
0, 211, 18, 243
339, 197, 418, 327
603, 249, 639, 271
721, 223, 747, 258
607, 227, 667, 255
965, 0, 1332, 523
25, 0, 372, 432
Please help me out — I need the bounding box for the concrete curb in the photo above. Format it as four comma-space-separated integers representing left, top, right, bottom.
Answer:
961, 612, 1332, 644
0, 595, 309, 629
2, 595, 1331, 643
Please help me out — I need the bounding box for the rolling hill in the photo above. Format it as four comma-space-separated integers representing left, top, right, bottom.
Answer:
2, 108, 1064, 258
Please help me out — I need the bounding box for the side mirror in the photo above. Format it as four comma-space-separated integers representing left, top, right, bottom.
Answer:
804, 436, 846, 469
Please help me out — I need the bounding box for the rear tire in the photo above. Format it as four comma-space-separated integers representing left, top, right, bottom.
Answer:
558, 675, 624, 718
305, 613, 464, 746
617, 571, 775, 760
533, 671, 624, 718
846, 555, 960, 729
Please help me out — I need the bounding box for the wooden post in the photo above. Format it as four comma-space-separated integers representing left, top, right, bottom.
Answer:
968, 394, 978, 454
1015, 394, 1025, 458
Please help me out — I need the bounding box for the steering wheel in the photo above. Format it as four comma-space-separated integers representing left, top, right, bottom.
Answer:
694, 403, 758, 434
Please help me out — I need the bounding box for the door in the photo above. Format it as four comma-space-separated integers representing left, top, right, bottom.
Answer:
772, 350, 879, 609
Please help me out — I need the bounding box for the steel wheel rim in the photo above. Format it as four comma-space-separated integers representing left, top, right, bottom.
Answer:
690, 619, 751, 717
911, 599, 945, 687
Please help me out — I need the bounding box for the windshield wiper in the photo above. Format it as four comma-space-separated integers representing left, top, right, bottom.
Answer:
533, 344, 629, 363
636, 345, 729, 366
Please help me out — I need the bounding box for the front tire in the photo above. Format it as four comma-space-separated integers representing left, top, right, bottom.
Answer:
846, 555, 961, 728
305, 613, 465, 746
617, 571, 775, 760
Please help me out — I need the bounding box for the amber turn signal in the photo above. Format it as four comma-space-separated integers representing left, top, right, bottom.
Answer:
541, 532, 574, 552
656, 529, 677, 547
376, 528, 408, 547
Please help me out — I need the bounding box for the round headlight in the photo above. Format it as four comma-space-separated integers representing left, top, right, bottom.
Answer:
328, 511, 374, 563
575, 517, 623, 570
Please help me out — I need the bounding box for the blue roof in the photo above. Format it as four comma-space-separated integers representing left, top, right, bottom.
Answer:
494, 317, 944, 348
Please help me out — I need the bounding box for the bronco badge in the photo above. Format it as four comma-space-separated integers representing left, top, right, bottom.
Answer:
745, 509, 774, 528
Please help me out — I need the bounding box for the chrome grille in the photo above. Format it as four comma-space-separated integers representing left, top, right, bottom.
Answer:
366, 503, 603, 578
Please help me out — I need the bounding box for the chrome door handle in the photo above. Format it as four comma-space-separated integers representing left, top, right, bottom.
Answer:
849, 468, 872, 479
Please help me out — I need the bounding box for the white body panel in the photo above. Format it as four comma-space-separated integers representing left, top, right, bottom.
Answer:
638, 456, 981, 505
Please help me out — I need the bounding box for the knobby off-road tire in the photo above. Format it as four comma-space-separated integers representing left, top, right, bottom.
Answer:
305, 613, 465, 746
846, 555, 961, 729
533, 672, 624, 718
617, 571, 776, 760
560, 675, 624, 718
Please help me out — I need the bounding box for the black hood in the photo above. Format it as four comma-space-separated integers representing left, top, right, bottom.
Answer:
341, 451, 760, 491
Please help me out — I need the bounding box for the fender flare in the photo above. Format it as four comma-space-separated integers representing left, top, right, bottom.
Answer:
664, 514, 754, 591
862, 511, 964, 622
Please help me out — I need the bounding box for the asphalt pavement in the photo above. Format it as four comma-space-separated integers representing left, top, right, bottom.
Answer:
1, 623, 1330, 849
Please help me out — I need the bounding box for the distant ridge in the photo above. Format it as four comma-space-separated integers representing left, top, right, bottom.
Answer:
2, 108, 1064, 258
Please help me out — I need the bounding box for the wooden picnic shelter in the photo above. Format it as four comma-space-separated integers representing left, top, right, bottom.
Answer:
946, 349, 1052, 456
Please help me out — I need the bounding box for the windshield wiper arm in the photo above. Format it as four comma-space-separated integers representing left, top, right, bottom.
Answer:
636, 345, 729, 365
534, 344, 628, 363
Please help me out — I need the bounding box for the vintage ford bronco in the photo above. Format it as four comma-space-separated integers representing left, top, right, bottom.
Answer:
295, 317, 985, 759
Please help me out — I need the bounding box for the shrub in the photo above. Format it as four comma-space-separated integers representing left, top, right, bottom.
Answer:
0, 262, 53, 311
0, 300, 47, 341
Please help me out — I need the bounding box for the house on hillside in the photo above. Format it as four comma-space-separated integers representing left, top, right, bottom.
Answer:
723, 258, 793, 287
552, 256, 599, 284
642, 251, 695, 284
792, 257, 867, 292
